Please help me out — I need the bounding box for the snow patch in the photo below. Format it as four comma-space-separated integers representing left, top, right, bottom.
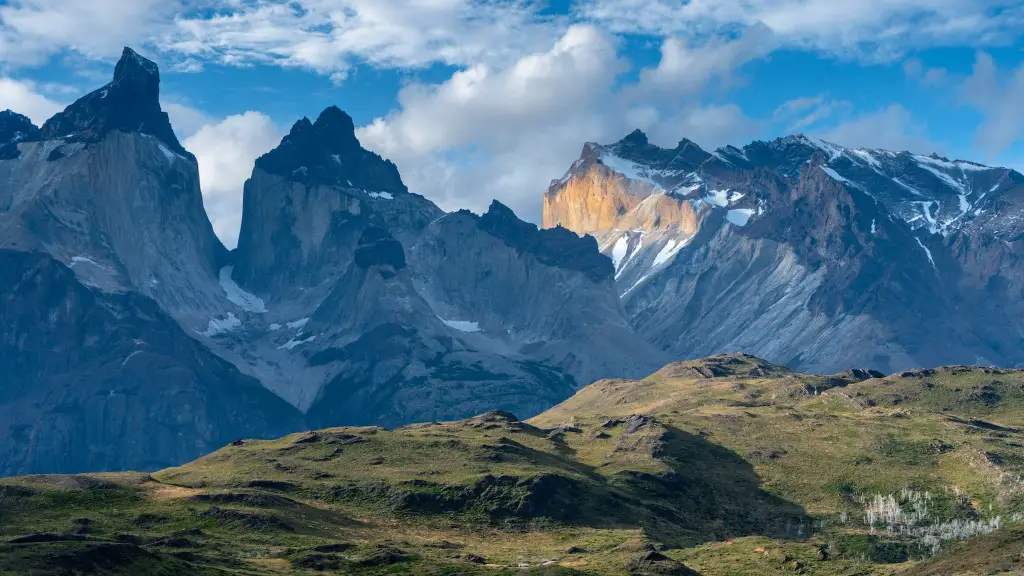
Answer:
269, 323, 282, 331
914, 154, 990, 173
439, 318, 481, 333
704, 189, 730, 207
871, 219, 876, 234
820, 165, 851, 184
278, 335, 316, 350
611, 235, 629, 270
120, 350, 143, 367
598, 153, 669, 190
894, 178, 924, 196
796, 134, 843, 161
367, 191, 394, 200
202, 313, 241, 337
914, 161, 966, 194
727, 209, 755, 227
615, 232, 645, 279
599, 154, 647, 182
915, 237, 937, 270
70, 256, 102, 267
286, 318, 309, 330
156, 142, 181, 163
219, 266, 267, 313
849, 149, 882, 169
653, 238, 690, 268
621, 274, 651, 297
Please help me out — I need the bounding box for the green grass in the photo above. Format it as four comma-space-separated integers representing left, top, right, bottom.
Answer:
3, 354, 1024, 574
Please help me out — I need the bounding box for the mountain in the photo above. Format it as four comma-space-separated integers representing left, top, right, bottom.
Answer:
545, 130, 1024, 373
0, 47, 663, 474
0, 48, 303, 476
0, 47, 230, 329
3, 354, 1023, 574
219, 107, 666, 423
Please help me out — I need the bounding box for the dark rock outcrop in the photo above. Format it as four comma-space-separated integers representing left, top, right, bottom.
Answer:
0, 110, 40, 159
40, 47, 193, 161
254, 106, 405, 194
478, 200, 613, 282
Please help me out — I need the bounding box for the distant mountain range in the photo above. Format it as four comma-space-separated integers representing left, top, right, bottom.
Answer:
545, 129, 1024, 374
2, 47, 1022, 475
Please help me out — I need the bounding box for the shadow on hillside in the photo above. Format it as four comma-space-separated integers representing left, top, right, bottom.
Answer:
619, 424, 809, 547
376, 418, 809, 549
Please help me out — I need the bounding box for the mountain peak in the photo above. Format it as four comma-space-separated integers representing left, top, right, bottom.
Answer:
255, 106, 407, 194
479, 200, 613, 282
38, 46, 192, 160
314, 106, 357, 140
618, 129, 649, 147
113, 47, 160, 92
0, 110, 41, 160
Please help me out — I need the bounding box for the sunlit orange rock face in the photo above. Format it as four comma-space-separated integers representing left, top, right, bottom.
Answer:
543, 162, 699, 240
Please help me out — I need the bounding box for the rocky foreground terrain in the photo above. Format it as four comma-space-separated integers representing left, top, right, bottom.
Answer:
3, 354, 1024, 575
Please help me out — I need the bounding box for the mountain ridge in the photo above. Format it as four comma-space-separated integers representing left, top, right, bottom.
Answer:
543, 127, 1024, 375
0, 46, 665, 475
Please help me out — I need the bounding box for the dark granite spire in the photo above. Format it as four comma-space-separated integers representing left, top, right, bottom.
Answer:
39, 47, 193, 160
254, 105, 407, 194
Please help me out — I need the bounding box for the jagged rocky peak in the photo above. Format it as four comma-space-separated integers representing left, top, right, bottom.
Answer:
605, 129, 711, 171
39, 47, 192, 160
617, 128, 649, 148
0, 110, 40, 159
543, 129, 708, 237
255, 105, 406, 194
478, 200, 613, 282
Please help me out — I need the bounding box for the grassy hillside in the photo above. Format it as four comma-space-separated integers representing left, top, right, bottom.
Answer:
3, 354, 1024, 575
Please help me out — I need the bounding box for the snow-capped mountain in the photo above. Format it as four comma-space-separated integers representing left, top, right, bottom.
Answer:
0, 48, 664, 474
545, 130, 1024, 373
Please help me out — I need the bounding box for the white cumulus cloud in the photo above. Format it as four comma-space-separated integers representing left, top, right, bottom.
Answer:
183, 112, 283, 248
578, 0, 1024, 60
962, 51, 1024, 159
816, 104, 944, 154
357, 24, 631, 221
0, 77, 64, 124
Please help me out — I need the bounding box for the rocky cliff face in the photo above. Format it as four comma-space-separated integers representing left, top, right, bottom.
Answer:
0, 47, 659, 470
545, 131, 1024, 373
0, 48, 229, 331
0, 250, 304, 476
232, 107, 440, 297
411, 201, 668, 387
218, 118, 662, 423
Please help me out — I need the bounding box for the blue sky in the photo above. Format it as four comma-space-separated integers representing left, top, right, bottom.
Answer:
2, 0, 1024, 246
